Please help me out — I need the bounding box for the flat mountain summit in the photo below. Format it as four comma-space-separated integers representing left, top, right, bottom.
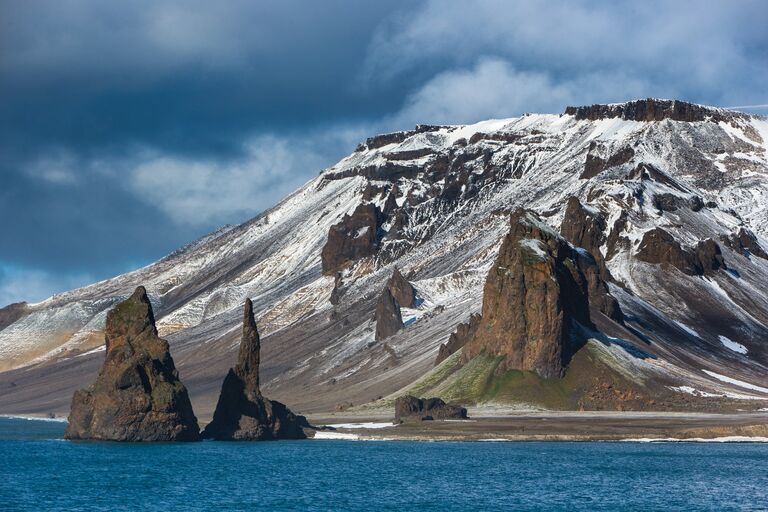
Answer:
2, 98, 768, 417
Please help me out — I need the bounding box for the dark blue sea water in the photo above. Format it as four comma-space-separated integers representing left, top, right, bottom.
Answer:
1, 417, 767, 511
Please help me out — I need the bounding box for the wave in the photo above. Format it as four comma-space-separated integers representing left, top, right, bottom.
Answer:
0, 415, 68, 423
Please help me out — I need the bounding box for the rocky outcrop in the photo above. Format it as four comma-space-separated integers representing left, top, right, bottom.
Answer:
202, 299, 309, 441
329, 273, 344, 306
375, 288, 404, 341
695, 239, 727, 274
435, 313, 481, 366
321, 203, 384, 274
386, 268, 416, 308
636, 228, 726, 276
0, 302, 28, 330
394, 395, 468, 421
581, 143, 634, 179
558, 198, 624, 323
560, 198, 609, 278
461, 209, 623, 378
565, 98, 744, 123
65, 287, 200, 442
721, 228, 768, 260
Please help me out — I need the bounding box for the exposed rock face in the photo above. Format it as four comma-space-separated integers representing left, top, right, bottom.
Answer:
565, 98, 745, 123
202, 299, 308, 441
462, 209, 622, 378
695, 239, 727, 274
394, 395, 468, 421
321, 203, 384, 274
637, 228, 726, 276
0, 302, 28, 330
65, 287, 200, 441
560, 197, 610, 279
559, 199, 624, 323
721, 228, 768, 260
375, 288, 404, 341
329, 273, 344, 306
435, 313, 481, 366
386, 268, 416, 308
581, 143, 635, 179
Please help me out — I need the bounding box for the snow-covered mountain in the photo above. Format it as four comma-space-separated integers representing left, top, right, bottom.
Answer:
2, 99, 768, 418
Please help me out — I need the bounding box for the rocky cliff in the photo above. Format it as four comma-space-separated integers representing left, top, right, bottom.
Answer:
201, 299, 308, 440
64, 287, 200, 441
460, 208, 621, 378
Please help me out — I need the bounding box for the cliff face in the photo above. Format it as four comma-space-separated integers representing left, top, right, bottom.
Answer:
636, 228, 726, 276
461, 209, 621, 378
202, 299, 308, 441
564, 98, 746, 123
387, 268, 416, 308
321, 203, 384, 274
374, 288, 404, 341
64, 287, 200, 441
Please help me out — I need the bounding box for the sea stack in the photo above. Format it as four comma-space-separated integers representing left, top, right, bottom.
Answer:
65, 286, 200, 441
201, 299, 308, 440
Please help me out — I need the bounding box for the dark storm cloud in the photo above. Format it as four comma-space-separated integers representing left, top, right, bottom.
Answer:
0, 0, 766, 304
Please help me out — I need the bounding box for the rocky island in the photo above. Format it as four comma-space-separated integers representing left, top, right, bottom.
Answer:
201, 299, 309, 441
64, 287, 200, 442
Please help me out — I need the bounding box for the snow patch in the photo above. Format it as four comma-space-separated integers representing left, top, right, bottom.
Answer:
719, 335, 748, 354
673, 321, 700, 338
702, 369, 768, 394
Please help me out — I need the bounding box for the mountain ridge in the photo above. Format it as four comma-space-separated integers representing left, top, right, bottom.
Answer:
2, 98, 768, 419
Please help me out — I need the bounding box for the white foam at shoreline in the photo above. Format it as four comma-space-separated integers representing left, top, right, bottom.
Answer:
0, 415, 68, 423
326, 422, 395, 429
313, 431, 361, 440
622, 436, 768, 443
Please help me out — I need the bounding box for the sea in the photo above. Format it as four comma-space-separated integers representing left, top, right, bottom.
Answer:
1, 416, 767, 511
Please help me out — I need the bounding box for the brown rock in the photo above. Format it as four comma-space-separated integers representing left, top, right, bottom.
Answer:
0, 301, 29, 330
721, 228, 768, 260
321, 203, 384, 274
695, 239, 727, 274
462, 209, 620, 378
64, 286, 200, 441
394, 395, 468, 421
329, 273, 344, 306
202, 299, 309, 441
375, 288, 403, 341
565, 98, 744, 123
386, 268, 416, 308
580, 143, 634, 179
435, 313, 481, 366
560, 197, 610, 280
637, 228, 726, 276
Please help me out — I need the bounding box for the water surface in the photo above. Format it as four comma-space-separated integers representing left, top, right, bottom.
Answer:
1, 417, 766, 511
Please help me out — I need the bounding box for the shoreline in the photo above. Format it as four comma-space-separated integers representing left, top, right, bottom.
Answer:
309, 410, 768, 443
3, 411, 768, 443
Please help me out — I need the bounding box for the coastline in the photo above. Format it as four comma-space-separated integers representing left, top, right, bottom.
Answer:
3, 410, 767, 442
307, 409, 768, 443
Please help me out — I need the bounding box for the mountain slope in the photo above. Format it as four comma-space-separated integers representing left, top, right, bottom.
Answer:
2, 99, 768, 418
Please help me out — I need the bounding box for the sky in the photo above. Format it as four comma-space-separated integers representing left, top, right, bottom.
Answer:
1, 0, 767, 306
